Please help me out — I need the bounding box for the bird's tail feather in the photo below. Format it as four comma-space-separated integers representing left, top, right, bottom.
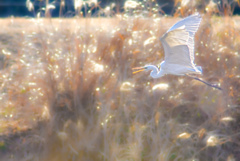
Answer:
196, 66, 202, 73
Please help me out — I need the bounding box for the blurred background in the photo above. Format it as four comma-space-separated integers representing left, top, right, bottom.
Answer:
0, 0, 240, 17
0, 0, 240, 161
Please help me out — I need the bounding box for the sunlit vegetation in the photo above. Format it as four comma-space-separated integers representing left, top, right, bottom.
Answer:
0, 0, 240, 160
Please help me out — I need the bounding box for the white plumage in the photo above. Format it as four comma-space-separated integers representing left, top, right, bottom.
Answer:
133, 13, 202, 78
160, 13, 202, 75
132, 13, 222, 90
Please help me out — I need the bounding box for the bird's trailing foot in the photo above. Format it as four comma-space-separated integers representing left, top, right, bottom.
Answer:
186, 74, 222, 90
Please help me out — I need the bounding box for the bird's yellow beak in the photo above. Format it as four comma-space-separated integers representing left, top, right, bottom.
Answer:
132, 67, 146, 74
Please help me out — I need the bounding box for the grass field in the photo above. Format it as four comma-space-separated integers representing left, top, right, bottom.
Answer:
0, 15, 240, 161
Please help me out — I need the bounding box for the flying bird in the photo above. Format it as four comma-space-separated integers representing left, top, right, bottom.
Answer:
132, 13, 222, 90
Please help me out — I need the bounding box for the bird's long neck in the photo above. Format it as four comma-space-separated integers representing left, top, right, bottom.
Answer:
150, 65, 164, 78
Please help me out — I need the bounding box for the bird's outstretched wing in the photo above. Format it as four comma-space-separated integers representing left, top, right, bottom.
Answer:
160, 13, 202, 67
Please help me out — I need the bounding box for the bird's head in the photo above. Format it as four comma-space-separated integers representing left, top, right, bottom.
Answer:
132, 66, 147, 74
132, 65, 158, 74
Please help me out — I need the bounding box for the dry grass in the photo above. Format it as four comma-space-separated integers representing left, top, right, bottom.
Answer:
0, 14, 239, 161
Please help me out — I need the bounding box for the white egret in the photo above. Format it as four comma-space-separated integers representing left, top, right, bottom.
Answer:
133, 13, 222, 90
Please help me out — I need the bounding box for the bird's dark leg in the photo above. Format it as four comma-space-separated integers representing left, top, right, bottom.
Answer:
185, 74, 222, 90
